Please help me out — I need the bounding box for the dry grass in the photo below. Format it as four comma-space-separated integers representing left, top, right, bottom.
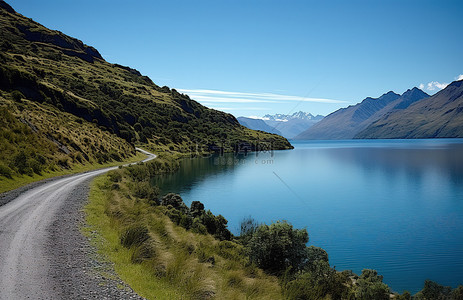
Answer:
85, 171, 282, 299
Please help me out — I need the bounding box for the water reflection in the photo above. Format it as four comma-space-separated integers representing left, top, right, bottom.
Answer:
152, 153, 251, 195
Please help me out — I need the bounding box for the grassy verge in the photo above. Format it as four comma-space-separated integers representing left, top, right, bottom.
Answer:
0, 151, 146, 194
84, 161, 282, 299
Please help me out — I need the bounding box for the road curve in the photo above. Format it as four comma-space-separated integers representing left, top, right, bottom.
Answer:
0, 149, 155, 300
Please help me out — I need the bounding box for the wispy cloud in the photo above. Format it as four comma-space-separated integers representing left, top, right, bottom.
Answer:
425, 81, 449, 91
208, 106, 272, 111
419, 75, 463, 93
177, 89, 347, 104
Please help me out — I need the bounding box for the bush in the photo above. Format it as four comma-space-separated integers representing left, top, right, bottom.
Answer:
247, 221, 308, 274
108, 170, 122, 182
191, 217, 207, 235
190, 200, 205, 218
304, 246, 329, 271
132, 181, 158, 204
161, 193, 188, 214
451, 285, 463, 300
0, 162, 13, 178
354, 269, 390, 300
283, 260, 349, 300
29, 158, 43, 175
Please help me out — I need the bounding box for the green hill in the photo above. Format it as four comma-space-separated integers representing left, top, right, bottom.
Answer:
0, 0, 291, 188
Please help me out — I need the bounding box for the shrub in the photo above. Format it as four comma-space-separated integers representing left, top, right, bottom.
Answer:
0, 162, 13, 178
283, 260, 349, 300
191, 217, 207, 235
29, 158, 43, 175
354, 269, 391, 300
190, 200, 205, 218
131, 181, 159, 204
107, 170, 122, 182
247, 221, 308, 274
161, 193, 188, 214
11, 150, 30, 174
304, 246, 329, 272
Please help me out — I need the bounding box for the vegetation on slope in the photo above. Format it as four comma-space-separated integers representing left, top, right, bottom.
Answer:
85, 158, 282, 299
0, 0, 291, 190
0, 0, 292, 155
0, 94, 139, 193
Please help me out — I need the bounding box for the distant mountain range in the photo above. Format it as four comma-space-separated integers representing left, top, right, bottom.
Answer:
295, 87, 432, 139
356, 80, 463, 138
262, 111, 324, 122
237, 111, 324, 139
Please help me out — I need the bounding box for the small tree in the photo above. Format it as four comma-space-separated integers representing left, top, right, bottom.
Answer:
354, 269, 390, 300
247, 221, 308, 274
190, 200, 205, 218
161, 193, 188, 214
305, 245, 329, 271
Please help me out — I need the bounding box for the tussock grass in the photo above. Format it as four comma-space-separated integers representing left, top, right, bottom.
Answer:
0, 96, 141, 193
85, 170, 282, 299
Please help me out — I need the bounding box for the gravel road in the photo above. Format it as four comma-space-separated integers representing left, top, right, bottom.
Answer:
0, 149, 155, 299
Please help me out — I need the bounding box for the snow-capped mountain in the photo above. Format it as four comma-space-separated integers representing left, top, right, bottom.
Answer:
263, 111, 324, 122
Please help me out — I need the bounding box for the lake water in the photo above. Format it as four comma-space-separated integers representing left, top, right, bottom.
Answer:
153, 139, 463, 293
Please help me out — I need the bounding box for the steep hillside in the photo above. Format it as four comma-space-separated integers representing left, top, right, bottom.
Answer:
237, 117, 282, 135
356, 80, 463, 138
295, 88, 429, 140
0, 0, 292, 161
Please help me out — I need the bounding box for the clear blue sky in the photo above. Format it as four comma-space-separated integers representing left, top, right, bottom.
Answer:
8, 0, 462, 117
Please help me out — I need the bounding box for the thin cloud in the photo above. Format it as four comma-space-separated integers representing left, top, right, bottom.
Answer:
190, 95, 277, 103
178, 88, 347, 104
418, 74, 463, 93
419, 80, 448, 92
208, 106, 272, 111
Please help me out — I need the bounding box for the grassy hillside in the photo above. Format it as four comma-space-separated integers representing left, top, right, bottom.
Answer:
0, 94, 141, 193
0, 0, 291, 190
0, 0, 291, 156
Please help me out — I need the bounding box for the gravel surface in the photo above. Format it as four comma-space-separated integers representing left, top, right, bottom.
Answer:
0, 149, 155, 300
47, 177, 145, 300
0, 174, 73, 207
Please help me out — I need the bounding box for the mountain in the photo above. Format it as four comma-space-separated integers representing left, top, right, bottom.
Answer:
263, 111, 324, 122
237, 117, 282, 136
0, 0, 292, 182
295, 88, 429, 140
356, 80, 463, 138
251, 111, 324, 139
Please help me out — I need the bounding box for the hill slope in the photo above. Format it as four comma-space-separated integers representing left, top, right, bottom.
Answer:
295, 88, 429, 140
0, 0, 291, 161
356, 80, 463, 138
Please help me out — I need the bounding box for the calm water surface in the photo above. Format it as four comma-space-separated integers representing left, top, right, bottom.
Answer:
153, 139, 463, 293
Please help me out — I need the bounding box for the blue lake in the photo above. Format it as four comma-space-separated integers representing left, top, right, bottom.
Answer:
154, 139, 463, 294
